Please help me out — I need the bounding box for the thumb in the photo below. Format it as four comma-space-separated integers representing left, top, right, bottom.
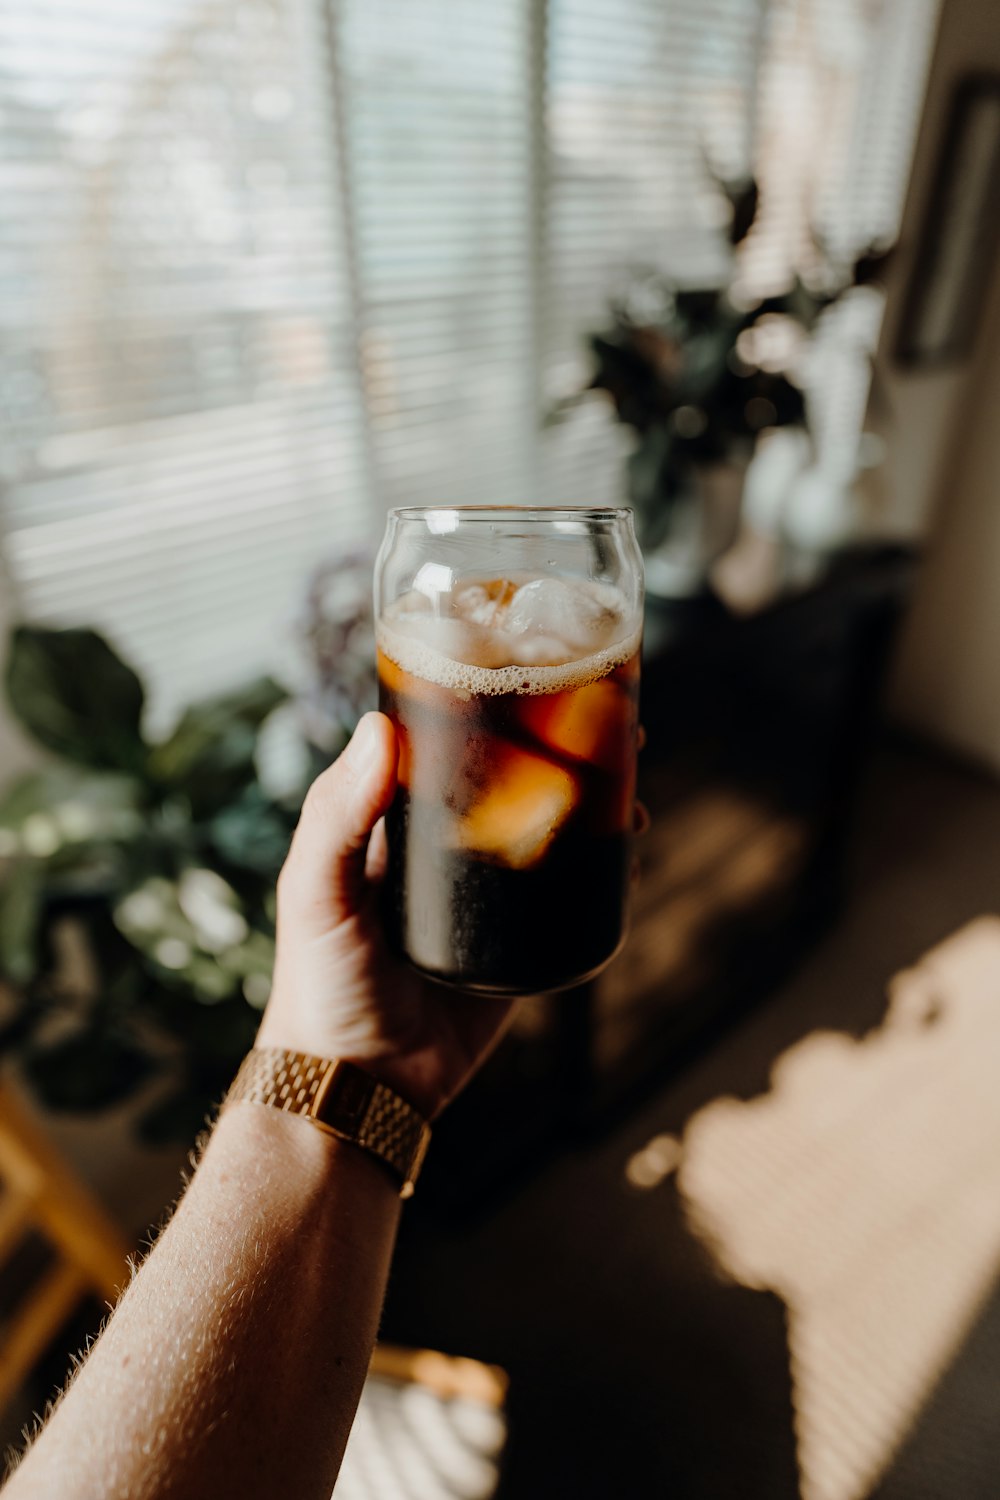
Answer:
280, 712, 398, 929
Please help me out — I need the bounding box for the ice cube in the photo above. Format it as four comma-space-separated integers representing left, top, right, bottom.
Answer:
507, 635, 574, 667
452, 578, 518, 629
503, 578, 622, 654
403, 613, 512, 669
452, 577, 575, 665
519, 678, 633, 772
385, 589, 433, 618
453, 582, 492, 625
451, 742, 579, 869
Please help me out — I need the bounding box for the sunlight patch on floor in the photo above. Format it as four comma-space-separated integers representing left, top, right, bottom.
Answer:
671, 916, 1000, 1500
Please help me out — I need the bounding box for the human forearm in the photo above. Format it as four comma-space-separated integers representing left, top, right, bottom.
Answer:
6, 715, 520, 1497
7, 1105, 400, 1500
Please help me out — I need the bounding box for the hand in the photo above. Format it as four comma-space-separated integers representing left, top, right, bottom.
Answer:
256, 712, 519, 1119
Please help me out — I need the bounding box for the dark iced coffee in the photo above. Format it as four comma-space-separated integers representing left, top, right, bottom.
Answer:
377, 570, 641, 993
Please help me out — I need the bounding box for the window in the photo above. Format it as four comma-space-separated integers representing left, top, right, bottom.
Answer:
0, 0, 939, 725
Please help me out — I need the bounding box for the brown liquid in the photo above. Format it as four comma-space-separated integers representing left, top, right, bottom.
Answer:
377, 641, 639, 994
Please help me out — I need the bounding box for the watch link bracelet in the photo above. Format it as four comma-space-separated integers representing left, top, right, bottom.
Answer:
226, 1047, 431, 1198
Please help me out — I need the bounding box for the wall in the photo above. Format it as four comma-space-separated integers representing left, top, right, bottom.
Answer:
876, 0, 1000, 770
891, 269, 1000, 769
862, 0, 1000, 540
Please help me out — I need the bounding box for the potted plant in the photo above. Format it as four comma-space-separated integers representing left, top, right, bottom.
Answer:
559, 176, 891, 603
0, 557, 377, 1143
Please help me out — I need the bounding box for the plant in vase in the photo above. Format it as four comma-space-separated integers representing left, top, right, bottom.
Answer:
560, 175, 891, 605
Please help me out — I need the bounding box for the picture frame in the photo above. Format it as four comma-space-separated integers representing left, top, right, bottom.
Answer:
896, 73, 1000, 368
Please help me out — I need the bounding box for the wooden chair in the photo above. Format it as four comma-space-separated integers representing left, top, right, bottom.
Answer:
0, 1080, 131, 1414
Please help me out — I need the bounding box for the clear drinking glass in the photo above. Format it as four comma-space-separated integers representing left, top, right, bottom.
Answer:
374, 506, 643, 994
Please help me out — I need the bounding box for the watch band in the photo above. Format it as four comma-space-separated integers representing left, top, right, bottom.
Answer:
226, 1047, 431, 1198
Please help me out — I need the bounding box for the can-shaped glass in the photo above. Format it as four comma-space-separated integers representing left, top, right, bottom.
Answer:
374, 506, 643, 994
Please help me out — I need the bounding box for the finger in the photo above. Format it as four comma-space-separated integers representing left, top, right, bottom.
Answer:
365, 816, 389, 883
637, 724, 647, 751
633, 800, 651, 836
281, 712, 398, 926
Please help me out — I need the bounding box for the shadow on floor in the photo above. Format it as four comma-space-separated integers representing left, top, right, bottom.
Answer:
387, 1180, 800, 1500
385, 740, 1000, 1498
495, 1185, 800, 1499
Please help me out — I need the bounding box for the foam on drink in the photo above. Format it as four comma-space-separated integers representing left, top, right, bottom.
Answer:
377, 574, 641, 698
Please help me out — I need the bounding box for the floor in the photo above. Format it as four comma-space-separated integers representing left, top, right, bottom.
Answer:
7, 737, 1000, 1497
381, 738, 1000, 1499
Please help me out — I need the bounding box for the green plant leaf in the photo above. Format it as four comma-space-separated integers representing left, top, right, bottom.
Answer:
23, 1025, 157, 1112
0, 767, 83, 830
0, 766, 141, 841
0, 858, 46, 984
6, 627, 147, 773
148, 676, 287, 813
210, 786, 294, 876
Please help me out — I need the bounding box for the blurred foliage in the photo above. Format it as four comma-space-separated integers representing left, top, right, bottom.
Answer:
296, 548, 377, 765
0, 625, 298, 1142
0, 553, 378, 1143
556, 174, 892, 552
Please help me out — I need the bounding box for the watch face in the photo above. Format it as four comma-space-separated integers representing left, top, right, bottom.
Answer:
316, 1061, 376, 1133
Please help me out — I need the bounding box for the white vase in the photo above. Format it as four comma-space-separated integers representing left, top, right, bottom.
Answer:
643, 456, 749, 600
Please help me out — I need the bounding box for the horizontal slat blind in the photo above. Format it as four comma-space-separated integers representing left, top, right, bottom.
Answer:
0, 0, 938, 725
541, 0, 763, 503
337, 0, 535, 512
739, 0, 938, 493
0, 0, 369, 728
544, 0, 938, 499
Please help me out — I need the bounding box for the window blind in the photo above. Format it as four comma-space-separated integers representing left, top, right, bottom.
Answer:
540, 0, 765, 504
543, 0, 939, 502
0, 0, 939, 726
335, 0, 536, 511
0, 0, 369, 727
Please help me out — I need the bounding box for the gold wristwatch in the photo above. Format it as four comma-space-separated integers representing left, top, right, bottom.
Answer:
226, 1047, 431, 1198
